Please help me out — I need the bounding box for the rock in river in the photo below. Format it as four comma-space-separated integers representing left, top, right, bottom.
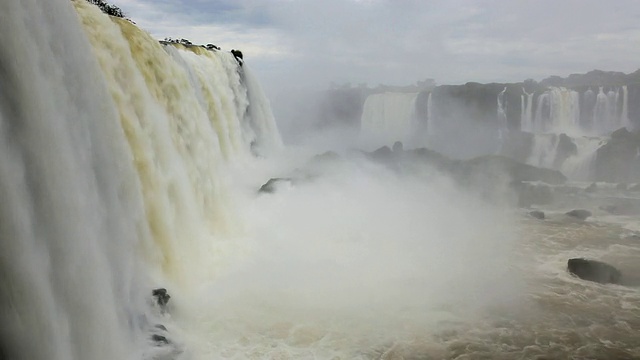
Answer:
567, 258, 621, 284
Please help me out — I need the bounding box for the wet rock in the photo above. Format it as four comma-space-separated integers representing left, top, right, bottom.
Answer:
565, 209, 592, 220
593, 127, 640, 182
311, 151, 340, 162
392, 141, 404, 153
528, 210, 545, 220
151, 334, 170, 345
553, 133, 578, 168
371, 145, 393, 160
500, 131, 534, 164
155, 324, 167, 331
584, 182, 597, 193
567, 258, 621, 284
152, 288, 171, 308
512, 182, 553, 208
258, 178, 293, 193
599, 203, 640, 215
463, 155, 567, 185
231, 49, 244, 66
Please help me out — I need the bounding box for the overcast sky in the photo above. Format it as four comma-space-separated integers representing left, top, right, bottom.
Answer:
114, 0, 640, 93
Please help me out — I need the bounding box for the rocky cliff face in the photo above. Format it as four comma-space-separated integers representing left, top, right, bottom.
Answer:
593, 128, 640, 182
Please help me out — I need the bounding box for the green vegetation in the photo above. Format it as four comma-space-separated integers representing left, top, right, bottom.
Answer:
86, 0, 125, 18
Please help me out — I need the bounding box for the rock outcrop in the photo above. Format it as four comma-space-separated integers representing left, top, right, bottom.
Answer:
258, 178, 293, 193
593, 128, 640, 182
152, 288, 171, 311
567, 258, 621, 284
528, 210, 545, 220
565, 209, 592, 220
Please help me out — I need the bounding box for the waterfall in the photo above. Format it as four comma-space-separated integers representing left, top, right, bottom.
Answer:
621, 85, 631, 130
496, 87, 508, 153
0, 1, 148, 359
427, 92, 433, 136
561, 137, 604, 181
0, 1, 283, 359
497, 87, 508, 130
520, 88, 534, 132
593, 87, 609, 135
359, 92, 419, 148
547, 87, 581, 135
527, 134, 558, 169
533, 93, 550, 133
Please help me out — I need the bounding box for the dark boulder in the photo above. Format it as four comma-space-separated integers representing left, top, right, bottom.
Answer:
371, 145, 392, 159
152, 288, 170, 308
616, 183, 628, 191
500, 131, 534, 164
513, 182, 553, 208
565, 209, 592, 220
567, 258, 621, 284
584, 182, 597, 193
599, 201, 640, 215
528, 210, 545, 220
231, 49, 244, 66
593, 127, 640, 182
258, 178, 293, 193
151, 334, 170, 345
392, 141, 404, 153
553, 133, 578, 168
409, 147, 458, 171
463, 155, 567, 185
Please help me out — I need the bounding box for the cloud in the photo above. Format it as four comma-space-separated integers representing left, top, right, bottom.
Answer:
114, 0, 640, 92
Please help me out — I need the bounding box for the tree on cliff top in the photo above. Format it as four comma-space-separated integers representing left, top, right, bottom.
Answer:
86, 0, 125, 18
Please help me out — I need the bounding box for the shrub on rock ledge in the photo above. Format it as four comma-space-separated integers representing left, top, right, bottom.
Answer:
86, 0, 125, 18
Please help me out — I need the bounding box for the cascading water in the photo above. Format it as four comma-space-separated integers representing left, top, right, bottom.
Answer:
593, 87, 610, 135
548, 87, 580, 135
497, 87, 508, 130
426, 91, 433, 136
560, 136, 604, 181
621, 85, 631, 130
5, 2, 640, 359
0, 1, 150, 359
520, 89, 534, 132
1, 1, 282, 359
532, 92, 550, 134
523, 85, 633, 180
359, 92, 419, 148
526, 135, 558, 169
496, 87, 508, 153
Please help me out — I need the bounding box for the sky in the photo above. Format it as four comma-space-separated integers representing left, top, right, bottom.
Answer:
114, 0, 640, 94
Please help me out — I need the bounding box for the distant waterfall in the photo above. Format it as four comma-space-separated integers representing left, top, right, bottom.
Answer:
520, 89, 534, 132
360, 92, 419, 148
621, 85, 631, 129
548, 87, 580, 135
426, 92, 434, 136
526, 134, 558, 169
527, 87, 580, 135
526, 86, 629, 136
497, 87, 508, 130
497, 87, 508, 153
533, 93, 550, 133
561, 137, 604, 180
